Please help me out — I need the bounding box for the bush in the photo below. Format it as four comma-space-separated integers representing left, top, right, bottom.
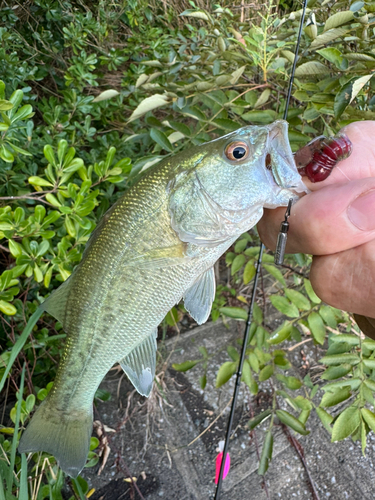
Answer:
1, 0, 375, 496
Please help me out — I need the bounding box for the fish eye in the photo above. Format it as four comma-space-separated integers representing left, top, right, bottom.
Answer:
225, 141, 250, 161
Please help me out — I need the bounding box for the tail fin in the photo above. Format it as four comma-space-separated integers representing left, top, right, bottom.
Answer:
18, 397, 92, 478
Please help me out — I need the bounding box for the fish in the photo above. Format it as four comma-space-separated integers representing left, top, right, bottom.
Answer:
18, 120, 307, 477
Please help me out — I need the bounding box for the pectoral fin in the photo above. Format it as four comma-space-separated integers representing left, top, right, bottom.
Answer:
183, 267, 216, 325
119, 329, 157, 397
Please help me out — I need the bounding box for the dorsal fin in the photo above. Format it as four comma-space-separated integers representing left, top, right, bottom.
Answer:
40, 278, 72, 328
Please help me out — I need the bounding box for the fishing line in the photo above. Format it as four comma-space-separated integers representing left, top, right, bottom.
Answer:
213, 2, 308, 498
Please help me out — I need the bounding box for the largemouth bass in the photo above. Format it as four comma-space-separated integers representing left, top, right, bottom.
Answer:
18, 120, 306, 477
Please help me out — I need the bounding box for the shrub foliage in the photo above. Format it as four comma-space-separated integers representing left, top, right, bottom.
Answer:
1, 0, 375, 497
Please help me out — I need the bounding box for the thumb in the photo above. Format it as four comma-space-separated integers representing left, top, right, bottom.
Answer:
258, 178, 375, 255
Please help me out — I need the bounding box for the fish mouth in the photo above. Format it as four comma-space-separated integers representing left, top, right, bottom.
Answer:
265, 121, 307, 196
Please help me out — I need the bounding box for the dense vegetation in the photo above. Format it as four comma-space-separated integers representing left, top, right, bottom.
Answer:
1, 0, 375, 497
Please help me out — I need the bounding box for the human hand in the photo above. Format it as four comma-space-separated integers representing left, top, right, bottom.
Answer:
258, 121, 375, 319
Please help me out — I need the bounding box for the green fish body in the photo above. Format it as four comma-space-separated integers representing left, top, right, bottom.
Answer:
18, 120, 306, 476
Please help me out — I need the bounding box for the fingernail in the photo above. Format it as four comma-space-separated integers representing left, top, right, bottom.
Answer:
348, 189, 375, 231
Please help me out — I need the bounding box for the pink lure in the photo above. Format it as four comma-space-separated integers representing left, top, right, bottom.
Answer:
215, 452, 231, 484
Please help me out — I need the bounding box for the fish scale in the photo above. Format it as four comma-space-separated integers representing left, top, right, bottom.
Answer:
18, 120, 307, 477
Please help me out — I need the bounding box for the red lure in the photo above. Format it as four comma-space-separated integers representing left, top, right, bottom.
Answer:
294, 133, 352, 183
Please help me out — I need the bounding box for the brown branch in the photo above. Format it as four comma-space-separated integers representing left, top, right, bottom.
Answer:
281, 424, 321, 500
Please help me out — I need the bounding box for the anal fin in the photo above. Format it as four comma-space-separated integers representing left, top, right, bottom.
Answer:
183, 267, 215, 325
119, 329, 157, 397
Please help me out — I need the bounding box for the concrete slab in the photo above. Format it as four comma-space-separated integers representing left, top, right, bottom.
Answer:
83, 320, 375, 500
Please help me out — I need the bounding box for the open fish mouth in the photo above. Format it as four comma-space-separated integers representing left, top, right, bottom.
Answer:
265, 121, 307, 196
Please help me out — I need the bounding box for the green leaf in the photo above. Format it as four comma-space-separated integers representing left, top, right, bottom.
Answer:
28, 176, 54, 187
172, 360, 200, 372
320, 386, 351, 407
200, 374, 207, 390
150, 128, 173, 152
227, 345, 239, 362
363, 339, 375, 351
291, 326, 301, 342
213, 118, 239, 131
243, 259, 256, 284
92, 89, 119, 102
316, 47, 347, 70
45, 193, 61, 207
276, 374, 302, 390
180, 9, 210, 21
7, 142, 32, 156
308, 312, 326, 344
304, 279, 321, 303
330, 334, 359, 346
361, 409, 375, 433
9, 89, 23, 109
320, 353, 359, 366
331, 405, 360, 441
248, 352, 259, 373
11, 104, 33, 123
241, 110, 277, 124
248, 409, 272, 430
363, 359, 375, 370
253, 89, 271, 109
268, 321, 292, 345
259, 364, 274, 382
324, 11, 354, 31
63, 158, 84, 173
26, 394, 35, 413
334, 80, 353, 119
230, 65, 246, 85
219, 306, 247, 321
319, 305, 337, 328
258, 431, 273, 475
128, 94, 170, 123
350, 74, 373, 104
350, 1, 365, 11
0, 145, 14, 163
43, 144, 56, 165
316, 407, 333, 434
231, 254, 246, 275
253, 303, 263, 324
0, 300, 17, 315
295, 61, 330, 77
293, 396, 312, 411
216, 361, 237, 388
323, 378, 361, 392
276, 410, 309, 435
263, 264, 285, 286
44, 266, 53, 288
284, 289, 311, 311
234, 238, 248, 253
242, 360, 258, 394
8, 240, 23, 258
0, 99, 13, 111
320, 364, 352, 380
270, 295, 299, 318
310, 28, 349, 49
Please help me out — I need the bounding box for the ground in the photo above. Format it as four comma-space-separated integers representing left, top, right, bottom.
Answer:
80, 320, 375, 500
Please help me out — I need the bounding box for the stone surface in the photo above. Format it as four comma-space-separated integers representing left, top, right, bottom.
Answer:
83, 321, 375, 500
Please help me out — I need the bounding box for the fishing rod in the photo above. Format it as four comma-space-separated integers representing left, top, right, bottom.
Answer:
213, 1, 308, 498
